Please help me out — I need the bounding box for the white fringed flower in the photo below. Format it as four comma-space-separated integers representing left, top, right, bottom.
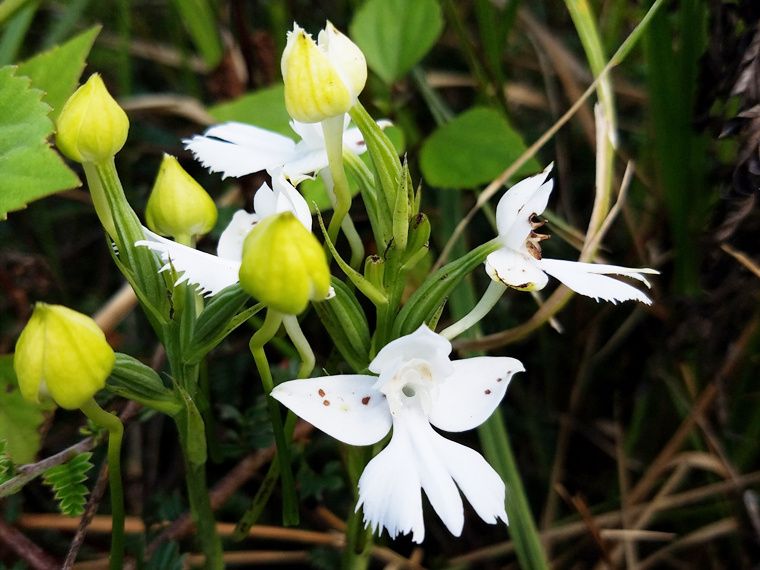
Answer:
485, 165, 658, 304
184, 117, 387, 183
137, 172, 312, 296
272, 325, 523, 543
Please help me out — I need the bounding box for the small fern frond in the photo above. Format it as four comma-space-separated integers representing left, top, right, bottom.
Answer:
42, 452, 93, 516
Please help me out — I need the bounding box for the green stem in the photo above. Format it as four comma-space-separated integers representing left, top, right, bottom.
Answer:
249, 309, 299, 524
322, 114, 352, 249
440, 280, 507, 340
342, 446, 373, 570
82, 162, 117, 239
182, 456, 224, 569
320, 167, 365, 269
80, 399, 124, 570
282, 315, 315, 379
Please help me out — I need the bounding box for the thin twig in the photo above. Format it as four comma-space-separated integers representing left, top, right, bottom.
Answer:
0, 519, 59, 570
450, 470, 760, 565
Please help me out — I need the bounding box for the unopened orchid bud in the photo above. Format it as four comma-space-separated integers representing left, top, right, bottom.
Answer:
364, 255, 385, 289
239, 212, 330, 314
14, 304, 115, 410
145, 154, 217, 241
56, 74, 129, 164
281, 21, 367, 123
407, 213, 431, 255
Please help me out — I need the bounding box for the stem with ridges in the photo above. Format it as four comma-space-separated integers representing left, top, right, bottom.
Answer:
80, 399, 124, 570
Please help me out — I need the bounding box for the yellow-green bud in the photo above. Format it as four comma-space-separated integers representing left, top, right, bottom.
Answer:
14, 304, 115, 410
145, 154, 217, 241
239, 212, 330, 314
56, 74, 129, 164
281, 21, 367, 123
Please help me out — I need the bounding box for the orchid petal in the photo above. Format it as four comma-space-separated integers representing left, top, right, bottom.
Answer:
431, 434, 508, 526
485, 248, 549, 291
429, 356, 524, 432
538, 258, 656, 304
357, 421, 425, 542
342, 120, 391, 155
495, 164, 553, 238
137, 229, 241, 296
281, 146, 329, 183
271, 174, 313, 230
271, 375, 392, 446
369, 325, 453, 377
216, 210, 258, 261
184, 122, 295, 179
400, 409, 464, 538
502, 178, 554, 250
289, 120, 325, 148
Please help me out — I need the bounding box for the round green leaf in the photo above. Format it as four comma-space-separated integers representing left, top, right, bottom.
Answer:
420, 107, 540, 189
350, 0, 443, 84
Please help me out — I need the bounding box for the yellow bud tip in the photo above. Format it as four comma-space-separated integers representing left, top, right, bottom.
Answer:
56, 73, 129, 164
281, 21, 366, 123
13, 303, 115, 410
146, 154, 218, 241
238, 212, 330, 314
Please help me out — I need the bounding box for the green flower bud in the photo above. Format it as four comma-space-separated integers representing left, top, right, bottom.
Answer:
14, 304, 115, 410
239, 212, 330, 314
56, 74, 129, 164
281, 22, 367, 123
364, 255, 385, 289
145, 154, 217, 241
407, 213, 431, 255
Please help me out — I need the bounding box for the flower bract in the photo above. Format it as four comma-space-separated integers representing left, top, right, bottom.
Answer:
485, 165, 658, 304
272, 325, 524, 542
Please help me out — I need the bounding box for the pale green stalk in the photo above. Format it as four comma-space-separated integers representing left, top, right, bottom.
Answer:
322, 114, 353, 250
440, 280, 507, 340
282, 315, 315, 379
249, 309, 299, 524
80, 399, 124, 570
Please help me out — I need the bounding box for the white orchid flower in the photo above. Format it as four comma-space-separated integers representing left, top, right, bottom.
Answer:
184, 117, 388, 183
272, 325, 523, 543
137, 171, 312, 296
485, 165, 658, 304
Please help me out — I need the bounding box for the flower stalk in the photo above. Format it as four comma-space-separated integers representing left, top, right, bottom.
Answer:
79, 399, 124, 570
322, 114, 353, 250
249, 309, 299, 524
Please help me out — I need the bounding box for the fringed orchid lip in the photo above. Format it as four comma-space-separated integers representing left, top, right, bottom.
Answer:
485, 164, 659, 304
271, 325, 523, 543
183, 117, 390, 183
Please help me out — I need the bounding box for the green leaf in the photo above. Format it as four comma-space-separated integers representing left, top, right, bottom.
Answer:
0, 355, 52, 465
350, 0, 444, 84
420, 106, 540, 189
42, 452, 93, 516
16, 26, 100, 120
0, 66, 80, 219
172, 0, 223, 68
209, 84, 293, 137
